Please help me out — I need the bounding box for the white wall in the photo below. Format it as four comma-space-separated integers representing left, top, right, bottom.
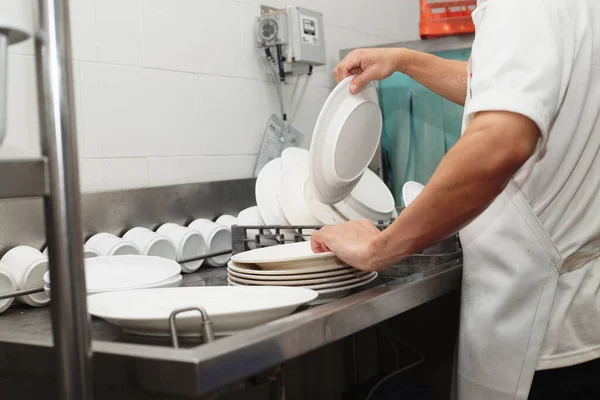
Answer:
4, 0, 419, 192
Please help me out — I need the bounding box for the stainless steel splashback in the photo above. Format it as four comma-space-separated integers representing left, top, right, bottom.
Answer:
0, 179, 257, 255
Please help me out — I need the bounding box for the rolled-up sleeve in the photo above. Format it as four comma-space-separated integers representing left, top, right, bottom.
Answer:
465, 0, 574, 142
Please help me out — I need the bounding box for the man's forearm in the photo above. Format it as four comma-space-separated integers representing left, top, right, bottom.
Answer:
367, 112, 539, 269
396, 49, 468, 106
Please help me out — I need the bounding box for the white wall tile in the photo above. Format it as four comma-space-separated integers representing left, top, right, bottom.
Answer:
80, 63, 202, 158
102, 158, 149, 189
290, 85, 331, 142
0, 55, 41, 159
3, 0, 420, 190
239, 2, 270, 81
148, 156, 256, 186
69, 0, 98, 61
375, 0, 420, 41
96, 0, 143, 66
142, 0, 243, 77
198, 75, 278, 155
79, 158, 104, 192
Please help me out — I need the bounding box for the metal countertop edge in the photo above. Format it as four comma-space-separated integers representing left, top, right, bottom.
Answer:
91, 262, 462, 396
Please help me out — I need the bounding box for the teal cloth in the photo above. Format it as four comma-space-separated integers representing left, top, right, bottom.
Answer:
379, 48, 471, 207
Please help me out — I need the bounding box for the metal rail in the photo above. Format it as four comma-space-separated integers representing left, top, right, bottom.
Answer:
34, 1, 92, 400
0, 32, 7, 146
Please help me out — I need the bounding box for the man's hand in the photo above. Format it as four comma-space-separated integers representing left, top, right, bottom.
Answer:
334, 48, 468, 106
311, 219, 383, 271
334, 48, 403, 93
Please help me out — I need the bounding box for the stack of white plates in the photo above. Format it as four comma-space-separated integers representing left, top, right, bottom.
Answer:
43, 255, 182, 297
229, 242, 377, 305
255, 76, 395, 227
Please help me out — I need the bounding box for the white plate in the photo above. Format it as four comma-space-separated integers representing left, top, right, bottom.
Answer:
309, 76, 382, 205
232, 242, 345, 271
230, 258, 347, 273
229, 271, 377, 290
227, 262, 355, 279
87, 286, 318, 336
277, 163, 321, 226
284, 155, 346, 225
309, 271, 378, 305
281, 147, 309, 168
43, 255, 181, 292
229, 272, 378, 305
45, 274, 183, 297
402, 181, 424, 207
231, 241, 332, 264
334, 168, 395, 222
255, 158, 290, 227
305, 177, 348, 225
228, 269, 369, 286
255, 257, 347, 271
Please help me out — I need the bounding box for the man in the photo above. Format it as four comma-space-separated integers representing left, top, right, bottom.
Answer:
311, 0, 600, 399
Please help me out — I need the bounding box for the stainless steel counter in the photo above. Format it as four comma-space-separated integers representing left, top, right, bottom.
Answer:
0, 260, 461, 398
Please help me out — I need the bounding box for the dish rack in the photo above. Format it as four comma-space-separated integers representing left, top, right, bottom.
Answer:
231, 220, 462, 278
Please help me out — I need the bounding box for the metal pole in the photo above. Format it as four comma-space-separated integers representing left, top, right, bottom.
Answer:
34, 1, 93, 399
0, 32, 8, 145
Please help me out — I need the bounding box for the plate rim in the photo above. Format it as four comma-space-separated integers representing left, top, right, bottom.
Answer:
231, 241, 333, 264
227, 269, 369, 287
402, 181, 425, 207
227, 264, 356, 279
87, 286, 319, 322
334, 168, 395, 221
309, 76, 381, 204
228, 270, 377, 291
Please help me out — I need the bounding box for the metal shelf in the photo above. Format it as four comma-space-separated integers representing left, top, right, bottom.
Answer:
0, 159, 48, 199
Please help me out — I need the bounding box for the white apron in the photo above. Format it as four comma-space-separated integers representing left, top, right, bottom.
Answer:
456, 41, 596, 400
457, 181, 562, 399
456, 7, 559, 395
453, 2, 600, 398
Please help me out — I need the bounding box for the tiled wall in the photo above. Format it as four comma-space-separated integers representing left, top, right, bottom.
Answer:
4, 0, 419, 191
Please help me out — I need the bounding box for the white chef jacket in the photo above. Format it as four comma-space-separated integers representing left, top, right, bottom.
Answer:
463, 0, 600, 370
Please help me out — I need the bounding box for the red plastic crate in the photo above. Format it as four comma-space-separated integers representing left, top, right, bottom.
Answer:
420, 0, 477, 39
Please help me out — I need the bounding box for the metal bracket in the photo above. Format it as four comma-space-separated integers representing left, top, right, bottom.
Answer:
169, 306, 215, 348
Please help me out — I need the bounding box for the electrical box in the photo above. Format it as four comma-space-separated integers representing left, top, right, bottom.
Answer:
256, 5, 326, 75
285, 6, 326, 66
